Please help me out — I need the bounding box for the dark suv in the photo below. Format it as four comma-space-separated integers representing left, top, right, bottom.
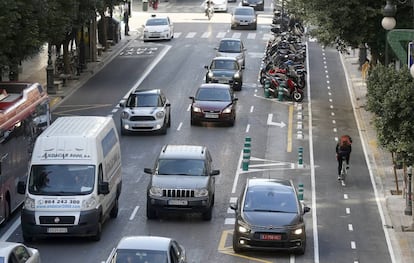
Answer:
144, 145, 220, 220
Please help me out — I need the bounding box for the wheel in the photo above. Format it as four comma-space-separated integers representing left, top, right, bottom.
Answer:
147, 201, 157, 219
202, 205, 213, 221
167, 113, 171, 127
159, 120, 168, 135
292, 90, 304, 102
109, 198, 119, 218
91, 219, 102, 241
228, 117, 235, 127
120, 125, 128, 136
3, 199, 10, 223
295, 239, 306, 255
232, 233, 243, 253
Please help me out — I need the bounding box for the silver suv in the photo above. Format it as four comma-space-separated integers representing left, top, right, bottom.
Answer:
144, 145, 220, 221
119, 89, 171, 135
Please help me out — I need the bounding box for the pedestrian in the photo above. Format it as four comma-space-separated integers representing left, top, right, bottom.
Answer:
361, 58, 370, 80
123, 10, 129, 36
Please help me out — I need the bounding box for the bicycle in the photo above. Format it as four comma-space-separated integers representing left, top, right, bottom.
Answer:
339, 155, 348, 184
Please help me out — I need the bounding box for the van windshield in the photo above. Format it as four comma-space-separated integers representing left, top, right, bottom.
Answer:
28, 165, 95, 195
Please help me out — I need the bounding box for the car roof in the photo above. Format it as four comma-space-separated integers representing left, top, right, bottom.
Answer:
116, 236, 172, 251
199, 83, 231, 90
212, 56, 238, 61
219, 38, 242, 42
132, 88, 161, 95
246, 178, 294, 189
159, 144, 207, 159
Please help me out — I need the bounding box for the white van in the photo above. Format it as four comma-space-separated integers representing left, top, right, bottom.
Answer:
17, 116, 122, 242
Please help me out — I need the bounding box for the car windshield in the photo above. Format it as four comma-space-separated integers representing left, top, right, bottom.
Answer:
126, 94, 160, 107
219, 41, 241, 53
195, 88, 231, 101
146, 18, 168, 26
116, 249, 168, 263
28, 165, 95, 195
157, 159, 206, 176
235, 8, 254, 16
243, 186, 298, 213
211, 60, 238, 70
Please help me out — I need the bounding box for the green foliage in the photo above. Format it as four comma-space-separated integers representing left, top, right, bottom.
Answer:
366, 65, 414, 165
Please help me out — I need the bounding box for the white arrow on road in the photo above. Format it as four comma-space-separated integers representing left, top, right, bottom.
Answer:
267, 113, 286, 128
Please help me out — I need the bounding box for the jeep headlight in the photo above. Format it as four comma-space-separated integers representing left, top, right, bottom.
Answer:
194, 188, 209, 197
234, 72, 240, 79
208, 72, 214, 78
293, 227, 303, 235
121, 111, 130, 119
149, 186, 163, 197
23, 197, 35, 210
82, 196, 97, 210
156, 111, 165, 119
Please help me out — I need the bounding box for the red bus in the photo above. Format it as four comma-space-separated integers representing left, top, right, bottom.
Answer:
0, 82, 50, 223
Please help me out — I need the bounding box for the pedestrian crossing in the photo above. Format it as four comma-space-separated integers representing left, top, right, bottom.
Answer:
142, 30, 274, 41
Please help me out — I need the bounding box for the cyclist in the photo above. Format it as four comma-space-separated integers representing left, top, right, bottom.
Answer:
336, 135, 352, 180
204, 0, 214, 17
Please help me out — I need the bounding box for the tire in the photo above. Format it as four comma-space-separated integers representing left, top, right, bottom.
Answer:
120, 126, 128, 136
91, 219, 102, 241
167, 114, 171, 128
147, 201, 157, 219
295, 239, 306, 255
228, 117, 235, 127
159, 121, 168, 135
232, 233, 242, 253
109, 198, 119, 218
3, 199, 10, 223
292, 90, 304, 102
202, 205, 213, 221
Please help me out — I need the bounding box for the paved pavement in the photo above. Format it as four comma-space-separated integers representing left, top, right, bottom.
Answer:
12, 2, 414, 262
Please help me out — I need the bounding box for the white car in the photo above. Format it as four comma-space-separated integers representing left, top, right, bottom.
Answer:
143, 14, 174, 41
0, 242, 41, 263
212, 0, 228, 12
106, 236, 187, 263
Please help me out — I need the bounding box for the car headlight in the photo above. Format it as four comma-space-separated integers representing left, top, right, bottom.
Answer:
121, 111, 130, 119
208, 72, 214, 78
82, 196, 97, 210
192, 106, 201, 113
149, 186, 163, 197
156, 111, 165, 119
234, 72, 241, 78
23, 197, 35, 210
222, 106, 232, 114
293, 227, 304, 235
236, 220, 251, 233
194, 188, 209, 197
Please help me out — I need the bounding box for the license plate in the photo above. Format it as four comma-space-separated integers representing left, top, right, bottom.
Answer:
218, 79, 229, 83
260, 234, 281, 240
205, 113, 219, 118
240, 22, 248, 25
47, 227, 68, 233
168, 200, 188, 205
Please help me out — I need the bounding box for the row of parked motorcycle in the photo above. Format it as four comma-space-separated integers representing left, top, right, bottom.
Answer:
259, 11, 307, 102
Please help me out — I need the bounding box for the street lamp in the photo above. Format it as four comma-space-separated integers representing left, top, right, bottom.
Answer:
381, 0, 396, 66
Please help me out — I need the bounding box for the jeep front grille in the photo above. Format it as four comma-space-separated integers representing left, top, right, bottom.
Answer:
163, 189, 195, 197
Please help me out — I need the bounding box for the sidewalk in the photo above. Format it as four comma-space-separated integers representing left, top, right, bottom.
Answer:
341, 51, 414, 263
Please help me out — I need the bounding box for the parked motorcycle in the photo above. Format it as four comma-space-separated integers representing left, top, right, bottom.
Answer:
263, 73, 304, 102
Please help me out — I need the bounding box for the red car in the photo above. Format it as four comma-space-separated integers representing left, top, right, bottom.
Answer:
189, 83, 238, 126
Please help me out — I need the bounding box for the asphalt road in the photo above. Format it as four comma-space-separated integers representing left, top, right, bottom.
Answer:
1, 2, 394, 263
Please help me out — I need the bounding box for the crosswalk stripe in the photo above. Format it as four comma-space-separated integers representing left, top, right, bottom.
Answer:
173, 32, 182, 38
186, 32, 197, 38
201, 32, 211, 38
216, 32, 226, 38
232, 32, 241, 39
247, 33, 256, 39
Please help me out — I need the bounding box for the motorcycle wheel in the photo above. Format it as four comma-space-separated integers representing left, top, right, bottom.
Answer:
292, 90, 304, 102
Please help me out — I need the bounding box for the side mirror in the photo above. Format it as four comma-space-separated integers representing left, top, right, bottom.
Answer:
204, 65, 209, 69
303, 206, 311, 214
119, 101, 125, 107
229, 202, 238, 211
144, 168, 153, 174
211, 169, 220, 176
189, 96, 195, 100
233, 97, 238, 102
166, 102, 171, 107
17, 181, 26, 194
98, 182, 110, 195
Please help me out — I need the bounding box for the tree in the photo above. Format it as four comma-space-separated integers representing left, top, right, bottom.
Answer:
289, 0, 413, 65
366, 64, 414, 165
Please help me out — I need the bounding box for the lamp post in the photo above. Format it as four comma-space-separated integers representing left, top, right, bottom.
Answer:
46, 42, 56, 94
381, 0, 396, 66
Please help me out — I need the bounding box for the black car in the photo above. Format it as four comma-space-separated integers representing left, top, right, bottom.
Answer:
230, 178, 310, 255
205, 57, 243, 91
189, 83, 238, 126
241, 0, 264, 11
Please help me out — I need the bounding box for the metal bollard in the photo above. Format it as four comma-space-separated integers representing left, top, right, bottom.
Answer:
264, 80, 270, 98
298, 183, 304, 200
278, 83, 285, 101
244, 136, 251, 148
242, 137, 251, 171
298, 147, 303, 166
405, 166, 413, 215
